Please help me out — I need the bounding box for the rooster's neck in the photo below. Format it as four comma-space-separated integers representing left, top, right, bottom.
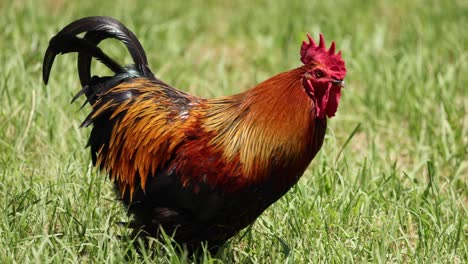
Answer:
203, 66, 325, 186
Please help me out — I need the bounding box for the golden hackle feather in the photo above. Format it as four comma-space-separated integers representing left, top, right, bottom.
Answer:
203, 66, 317, 185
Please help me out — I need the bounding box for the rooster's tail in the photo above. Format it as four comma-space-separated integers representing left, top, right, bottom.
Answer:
42, 16, 154, 104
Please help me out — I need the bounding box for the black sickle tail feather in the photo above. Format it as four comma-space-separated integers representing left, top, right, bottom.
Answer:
43, 16, 155, 104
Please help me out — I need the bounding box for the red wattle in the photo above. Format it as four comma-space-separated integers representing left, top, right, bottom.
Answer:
315, 83, 330, 119
325, 85, 341, 118
304, 78, 342, 119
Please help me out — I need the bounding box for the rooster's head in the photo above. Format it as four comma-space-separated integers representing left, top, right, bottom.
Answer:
300, 34, 346, 119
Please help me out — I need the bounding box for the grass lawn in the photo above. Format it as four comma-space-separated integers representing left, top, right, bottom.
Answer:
0, 0, 466, 262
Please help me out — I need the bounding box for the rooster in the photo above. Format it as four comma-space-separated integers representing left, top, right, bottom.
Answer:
43, 16, 346, 253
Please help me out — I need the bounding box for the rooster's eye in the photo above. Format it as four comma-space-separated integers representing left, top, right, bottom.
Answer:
313, 69, 324, 78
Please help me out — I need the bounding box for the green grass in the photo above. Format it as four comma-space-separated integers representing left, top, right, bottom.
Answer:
0, 0, 466, 262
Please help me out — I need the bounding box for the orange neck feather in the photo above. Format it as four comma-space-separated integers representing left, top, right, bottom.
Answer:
203, 66, 322, 184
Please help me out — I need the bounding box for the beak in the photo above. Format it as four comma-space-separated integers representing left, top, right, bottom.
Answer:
331, 79, 345, 88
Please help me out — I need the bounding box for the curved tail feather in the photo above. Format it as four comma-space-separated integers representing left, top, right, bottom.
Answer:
43, 16, 154, 89
77, 31, 114, 87
43, 34, 124, 84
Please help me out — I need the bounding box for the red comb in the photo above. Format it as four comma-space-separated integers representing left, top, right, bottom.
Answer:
300, 33, 342, 65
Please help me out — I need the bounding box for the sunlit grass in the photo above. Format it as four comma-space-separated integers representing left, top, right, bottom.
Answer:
0, 0, 466, 262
